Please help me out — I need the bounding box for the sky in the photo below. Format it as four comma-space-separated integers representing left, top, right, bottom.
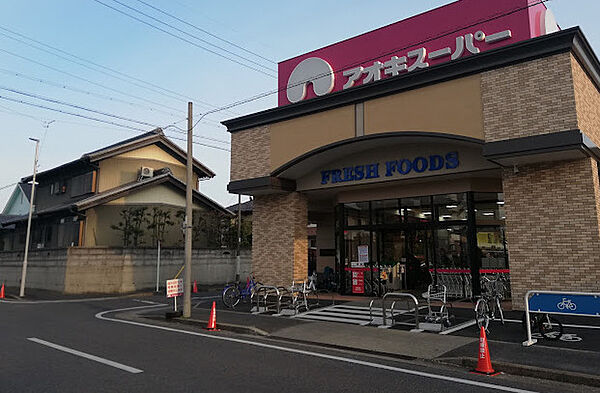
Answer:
0, 0, 598, 210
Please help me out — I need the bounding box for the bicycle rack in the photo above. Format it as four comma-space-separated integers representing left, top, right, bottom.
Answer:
252, 285, 280, 314
380, 292, 420, 330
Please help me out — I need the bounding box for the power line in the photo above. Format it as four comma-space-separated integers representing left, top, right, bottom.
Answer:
0, 91, 231, 147
0, 28, 188, 108
0, 67, 180, 117
110, 0, 275, 73
163, 125, 229, 145
132, 0, 276, 65
165, 133, 230, 152
0, 85, 160, 128
0, 47, 185, 114
0, 183, 18, 192
0, 24, 234, 114
0, 94, 148, 131
92, 0, 277, 78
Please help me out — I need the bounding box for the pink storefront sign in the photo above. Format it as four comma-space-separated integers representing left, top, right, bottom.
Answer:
278, 0, 558, 106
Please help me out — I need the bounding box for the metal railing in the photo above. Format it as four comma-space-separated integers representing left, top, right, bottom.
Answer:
252, 285, 280, 314
523, 290, 600, 347
380, 292, 420, 329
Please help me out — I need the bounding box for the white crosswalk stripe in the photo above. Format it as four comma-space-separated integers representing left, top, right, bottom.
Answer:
292, 305, 425, 326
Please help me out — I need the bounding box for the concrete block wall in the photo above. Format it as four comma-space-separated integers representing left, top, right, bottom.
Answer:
0, 247, 251, 294
0, 249, 68, 292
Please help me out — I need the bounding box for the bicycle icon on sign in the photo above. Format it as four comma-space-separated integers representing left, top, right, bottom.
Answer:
557, 298, 577, 311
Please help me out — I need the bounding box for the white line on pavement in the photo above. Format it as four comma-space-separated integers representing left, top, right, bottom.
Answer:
95, 305, 539, 393
27, 338, 143, 374
440, 319, 478, 335
0, 295, 143, 305
503, 318, 600, 330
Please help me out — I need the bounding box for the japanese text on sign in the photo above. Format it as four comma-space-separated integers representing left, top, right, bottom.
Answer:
352, 271, 365, 294
342, 29, 511, 90
166, 278, 183, 298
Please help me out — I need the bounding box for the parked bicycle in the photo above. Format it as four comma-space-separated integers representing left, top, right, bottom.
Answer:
222, 274, 261, 308
521, 312, 564, 340
474, 276, 505, 331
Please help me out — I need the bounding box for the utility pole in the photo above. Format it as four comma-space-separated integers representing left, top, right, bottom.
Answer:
20, 137, 40, 298
235, 194, 242, 282
183, 102, 193, 317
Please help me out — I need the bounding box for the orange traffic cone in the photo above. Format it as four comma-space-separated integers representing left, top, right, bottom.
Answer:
193, 280, 198, 294
205, 301, 220, 331
0, 283, 4, 299
473, 326, 499, 375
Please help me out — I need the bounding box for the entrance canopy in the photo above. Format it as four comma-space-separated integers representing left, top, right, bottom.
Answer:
276, 132, 499, 193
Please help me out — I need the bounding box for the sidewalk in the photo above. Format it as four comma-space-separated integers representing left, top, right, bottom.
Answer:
139, 299, 600, 388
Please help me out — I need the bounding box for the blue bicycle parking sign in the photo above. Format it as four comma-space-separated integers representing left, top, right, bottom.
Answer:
528, 292, 600, 317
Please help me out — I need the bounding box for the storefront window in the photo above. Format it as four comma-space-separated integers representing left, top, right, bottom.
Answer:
404, 196, 432, 223
434, 193, 468, 222
344, 202, 370, 227
344, 230, 371, 265
335, 191, 510, 298
372, 199, 402, 224
474, 192, 505, 224
435, 226, 468, 269
477, 226, 508, 269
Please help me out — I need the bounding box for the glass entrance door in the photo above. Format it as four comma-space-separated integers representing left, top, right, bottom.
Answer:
379, 229, 433, 293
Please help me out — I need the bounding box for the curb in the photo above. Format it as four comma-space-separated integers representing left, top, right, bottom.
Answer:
173, 317, 270, 337
436, 357, 600, 388
134, 311, 600, 388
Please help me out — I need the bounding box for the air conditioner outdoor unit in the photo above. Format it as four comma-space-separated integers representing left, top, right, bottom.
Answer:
140, 166, 154, 178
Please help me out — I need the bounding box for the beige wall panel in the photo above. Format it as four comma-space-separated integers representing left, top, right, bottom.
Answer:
116, 145, 183, 166
98, 157, 188, 192
83, 207, 98, 247
364, 75, 484, 139
106, 184, 187, 206
270, 106, 355, 171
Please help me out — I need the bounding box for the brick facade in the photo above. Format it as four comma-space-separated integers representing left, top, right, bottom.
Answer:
481, 53, 578, 142
572, 54, 600, 145
252, 192, 308, 286
502, 159, 600, 308
230, 125, 271, 181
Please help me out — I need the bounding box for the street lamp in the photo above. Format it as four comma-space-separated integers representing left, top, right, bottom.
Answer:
19, 137, 40, 298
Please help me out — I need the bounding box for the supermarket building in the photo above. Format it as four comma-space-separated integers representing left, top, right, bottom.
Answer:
224, 0, 600, 308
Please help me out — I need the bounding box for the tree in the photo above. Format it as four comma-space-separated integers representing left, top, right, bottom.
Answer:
110, 207, 148, 247
146, 207, 174, 247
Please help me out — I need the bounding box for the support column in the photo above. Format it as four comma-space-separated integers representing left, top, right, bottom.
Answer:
503, 158, 600, 310
252, 192, 308, 287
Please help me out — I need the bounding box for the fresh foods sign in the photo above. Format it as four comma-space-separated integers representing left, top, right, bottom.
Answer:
278, 0, 558, 106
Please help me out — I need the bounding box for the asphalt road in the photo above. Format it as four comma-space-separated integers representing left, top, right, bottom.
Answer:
0, 295, 596, 393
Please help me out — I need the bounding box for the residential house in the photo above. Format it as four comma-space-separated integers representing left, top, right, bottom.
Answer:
2, 183, 32, 215
0, 129, 232, 251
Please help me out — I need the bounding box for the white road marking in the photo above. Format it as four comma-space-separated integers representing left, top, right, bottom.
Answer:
503, 318, 600, 330
132, 299, 161, 305
0, 295, 138, 304
440, 319, 478, 335
27, 338, 143, 374
96, 305, 539, 393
